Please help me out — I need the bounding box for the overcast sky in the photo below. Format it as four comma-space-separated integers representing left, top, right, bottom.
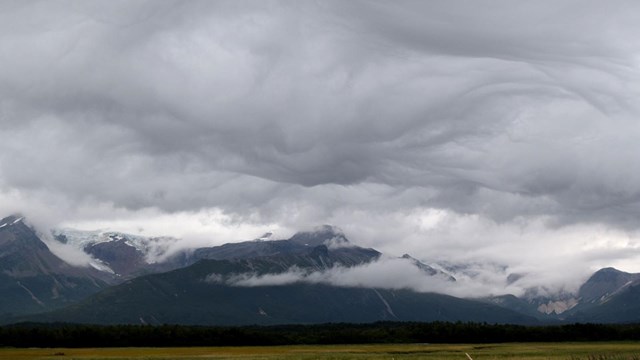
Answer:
2, 0, 640, 291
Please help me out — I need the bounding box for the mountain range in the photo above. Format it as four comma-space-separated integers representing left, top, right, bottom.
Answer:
2, 214, 640, 325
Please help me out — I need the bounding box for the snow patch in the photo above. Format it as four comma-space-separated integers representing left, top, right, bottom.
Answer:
373, 289, 398, 319
54, 228, 181, 264
16, 281, 44, 307
89, 260, 115, 274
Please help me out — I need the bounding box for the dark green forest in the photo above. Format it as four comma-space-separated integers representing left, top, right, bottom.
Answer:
2, 322, 640, 347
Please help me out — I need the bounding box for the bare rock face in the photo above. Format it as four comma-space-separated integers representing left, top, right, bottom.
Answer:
536, 298, 579, 315
84, 239, 148, 278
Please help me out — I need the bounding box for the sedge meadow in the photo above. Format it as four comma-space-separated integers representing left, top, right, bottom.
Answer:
3, 343, 640, 360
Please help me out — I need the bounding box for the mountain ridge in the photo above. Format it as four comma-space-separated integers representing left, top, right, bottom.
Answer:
2, 214, 640, 325
20, 255, 536, 326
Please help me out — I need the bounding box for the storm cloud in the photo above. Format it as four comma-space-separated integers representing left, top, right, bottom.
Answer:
2, 1, 640, 288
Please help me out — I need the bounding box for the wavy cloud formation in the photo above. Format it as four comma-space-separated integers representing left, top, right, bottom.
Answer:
2, 1, 640, 287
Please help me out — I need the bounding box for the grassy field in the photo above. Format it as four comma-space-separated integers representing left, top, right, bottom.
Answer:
2, 343, 640, 359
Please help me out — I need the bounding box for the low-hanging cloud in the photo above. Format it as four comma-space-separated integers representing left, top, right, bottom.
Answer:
2, 1, 640, 289
1, 1, 640, 222
206, 255, 571, 299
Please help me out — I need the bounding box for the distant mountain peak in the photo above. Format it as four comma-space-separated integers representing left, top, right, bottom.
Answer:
288, 225, 348, 247
0, 214, 25, 229
578, 267, 640, 305
316, 224, 344, 234
506, 273, 524, 285
591, 267, 625, 277
0, 214, 38, 248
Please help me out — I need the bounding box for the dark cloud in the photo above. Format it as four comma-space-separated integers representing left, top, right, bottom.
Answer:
2, 1, 640, 285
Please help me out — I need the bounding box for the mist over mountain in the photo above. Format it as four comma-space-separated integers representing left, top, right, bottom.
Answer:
44, 222, 612, 301
20, 225, 533, 325
1, 215, 639, 326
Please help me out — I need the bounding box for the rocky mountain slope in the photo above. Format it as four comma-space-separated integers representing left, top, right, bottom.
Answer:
486, 267, 640, 323
563, 268, 640, 323
27, 252, 533, 325
0, 215, 111, 319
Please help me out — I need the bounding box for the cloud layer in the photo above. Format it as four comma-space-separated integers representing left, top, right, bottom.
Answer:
207, 255, 578, 299
2, 1, 640, 288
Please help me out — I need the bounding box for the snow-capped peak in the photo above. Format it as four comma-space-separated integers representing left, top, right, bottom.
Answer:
54, 229, 149, 253
0, 214, 25, 228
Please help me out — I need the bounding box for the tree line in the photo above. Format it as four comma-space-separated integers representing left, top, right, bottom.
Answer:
2, 322, 640, 347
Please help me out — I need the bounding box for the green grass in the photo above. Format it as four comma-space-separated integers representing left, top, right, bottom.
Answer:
2, 343, 640, 359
